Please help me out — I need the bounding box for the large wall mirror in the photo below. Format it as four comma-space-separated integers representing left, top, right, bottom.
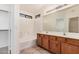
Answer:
43, 5, 79, 33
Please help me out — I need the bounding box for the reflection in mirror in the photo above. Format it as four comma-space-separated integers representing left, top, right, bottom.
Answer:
64, 5, 79, 33
69, 17, 79, 33
43, 10, 65, 32
56, 18, 65, 32
43, 5, 79, 33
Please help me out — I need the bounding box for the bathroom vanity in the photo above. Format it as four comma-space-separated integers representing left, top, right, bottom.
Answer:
37, 5, 79, 54
37, 32, 79, 54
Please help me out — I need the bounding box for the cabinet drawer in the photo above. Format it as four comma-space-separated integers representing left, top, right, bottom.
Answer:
37, 34, 44, 39
66, 38, 79, 46
57, 37, 66, 42
49, 36, 56, 41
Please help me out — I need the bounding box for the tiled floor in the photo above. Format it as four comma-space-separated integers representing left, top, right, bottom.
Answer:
20, 46, 50, 54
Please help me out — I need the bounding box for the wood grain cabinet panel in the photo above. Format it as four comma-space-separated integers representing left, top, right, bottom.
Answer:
49, 40, 60, 53
61, 42, 79, 54
42, 35, 49, 50
66, 38, 79, 46
37, 34, 42, 46
37, 34, 79, 54
49, 36, 56, 41
57, 37, 65, 43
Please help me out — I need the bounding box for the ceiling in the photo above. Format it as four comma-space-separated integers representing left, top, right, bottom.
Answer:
20, 4, 60, 14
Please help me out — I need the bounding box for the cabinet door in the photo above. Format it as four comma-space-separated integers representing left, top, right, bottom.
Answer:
49, 39, 60, 53
42, 35, 49, 50
61, 43, 79, 54
37, 34, 42, 46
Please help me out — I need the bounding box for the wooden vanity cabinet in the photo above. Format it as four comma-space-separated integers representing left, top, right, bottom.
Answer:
42, 35, 49, 50
61, 38, 79, 54
37, 34, 43, 46
49, 36, 60, 53
61, 42, 79, 54
66, 38, 79, 46
49, 40, 60, 53
37, 34, 79, 54
56, 37, 66, 43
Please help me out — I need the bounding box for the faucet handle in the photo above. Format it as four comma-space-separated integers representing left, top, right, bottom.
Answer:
63, 32, 66, 35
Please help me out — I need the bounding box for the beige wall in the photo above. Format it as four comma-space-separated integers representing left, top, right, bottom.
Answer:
43, 5, 79, 32
43, 13, 56, 31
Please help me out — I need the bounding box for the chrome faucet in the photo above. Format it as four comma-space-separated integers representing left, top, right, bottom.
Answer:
63, 32, 66, 35
46, 32, 48, 33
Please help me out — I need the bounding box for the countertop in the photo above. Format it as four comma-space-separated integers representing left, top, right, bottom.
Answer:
37, 31, 79, 40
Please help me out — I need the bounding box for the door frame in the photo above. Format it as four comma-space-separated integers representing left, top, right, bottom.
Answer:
10, 4, 20, 54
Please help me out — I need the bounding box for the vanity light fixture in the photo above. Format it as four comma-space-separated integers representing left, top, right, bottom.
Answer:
20, 13, 32, 19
